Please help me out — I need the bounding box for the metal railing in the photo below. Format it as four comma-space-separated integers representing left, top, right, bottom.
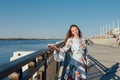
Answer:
0, 41, 65, 80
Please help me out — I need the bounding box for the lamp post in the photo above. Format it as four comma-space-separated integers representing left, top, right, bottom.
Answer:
106, 24, 108, 39
117, 19, 119, 28
109, 23, 110, 39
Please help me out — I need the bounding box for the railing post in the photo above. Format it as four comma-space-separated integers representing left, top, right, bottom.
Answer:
43, 53, 47, 80
38, 56, 44, 80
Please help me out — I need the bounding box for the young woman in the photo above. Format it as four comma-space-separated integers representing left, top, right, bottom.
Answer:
48, 24, 89, 80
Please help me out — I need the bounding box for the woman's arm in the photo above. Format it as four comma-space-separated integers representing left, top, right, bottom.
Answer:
48, 38, 72, 53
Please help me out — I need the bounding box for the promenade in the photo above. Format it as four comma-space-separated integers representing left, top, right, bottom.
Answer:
87, 38, 120, 80
0, 38, 119, 80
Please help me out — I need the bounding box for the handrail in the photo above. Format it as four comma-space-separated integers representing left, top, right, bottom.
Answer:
0, 41, 65, 80
0, 48, 48, 79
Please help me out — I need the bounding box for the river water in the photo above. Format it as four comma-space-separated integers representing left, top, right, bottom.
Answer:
0, 39, 61, 65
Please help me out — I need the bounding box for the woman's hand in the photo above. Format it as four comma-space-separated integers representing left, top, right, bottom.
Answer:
47, 44, 60, 52
47, 44, 55, 49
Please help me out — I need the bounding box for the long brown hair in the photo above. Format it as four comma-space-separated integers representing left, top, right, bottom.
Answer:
65, 24, 82, 43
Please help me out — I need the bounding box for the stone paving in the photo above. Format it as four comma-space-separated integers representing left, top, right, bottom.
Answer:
87, 44, 120, 80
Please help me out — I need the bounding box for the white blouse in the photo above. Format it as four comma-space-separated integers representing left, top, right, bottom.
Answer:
54, 38, 89, 65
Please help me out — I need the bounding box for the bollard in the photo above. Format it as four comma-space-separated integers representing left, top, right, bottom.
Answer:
37, 56, 43, 62
28, 62, 35, 70
8, 72, 19, 80
37, 56, 44, 80
28, 62, 35, 80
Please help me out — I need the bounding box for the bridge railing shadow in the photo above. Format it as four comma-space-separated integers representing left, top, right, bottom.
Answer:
88, 55, 120, 80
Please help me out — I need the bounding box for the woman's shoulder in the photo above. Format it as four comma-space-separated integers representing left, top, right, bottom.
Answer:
67, 37, 73, 41
65, 38, 73, 45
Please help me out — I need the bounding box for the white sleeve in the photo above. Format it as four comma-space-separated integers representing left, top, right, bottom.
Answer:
60, 38, 72, 53
53, 38, 72, 62
53, 49, 65, 62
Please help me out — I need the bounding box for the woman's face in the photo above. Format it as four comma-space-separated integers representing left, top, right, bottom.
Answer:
71, 26, 79, 36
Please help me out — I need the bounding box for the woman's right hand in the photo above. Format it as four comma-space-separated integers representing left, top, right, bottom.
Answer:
47, 44, 55, 49
47, 44, 60, 52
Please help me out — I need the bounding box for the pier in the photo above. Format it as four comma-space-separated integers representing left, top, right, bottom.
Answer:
0, 38, 120, 80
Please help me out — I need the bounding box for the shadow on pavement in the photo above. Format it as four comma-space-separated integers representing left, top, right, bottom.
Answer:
88, 55, 120, 80
99, 63, 120, 80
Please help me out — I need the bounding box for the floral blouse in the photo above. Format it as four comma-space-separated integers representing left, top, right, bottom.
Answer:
60, 38, 89, 65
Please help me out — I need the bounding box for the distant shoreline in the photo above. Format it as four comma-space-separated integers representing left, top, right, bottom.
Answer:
0, 38, 63, 40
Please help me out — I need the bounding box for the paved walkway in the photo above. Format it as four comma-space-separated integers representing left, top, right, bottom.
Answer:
87, 44, 120, 80
87, 61, 103, 80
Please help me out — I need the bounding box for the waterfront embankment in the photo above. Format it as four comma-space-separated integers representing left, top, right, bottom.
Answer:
91, 38, 116, 47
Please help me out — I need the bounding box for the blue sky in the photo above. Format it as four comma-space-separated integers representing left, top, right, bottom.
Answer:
0, 0, 120, 39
